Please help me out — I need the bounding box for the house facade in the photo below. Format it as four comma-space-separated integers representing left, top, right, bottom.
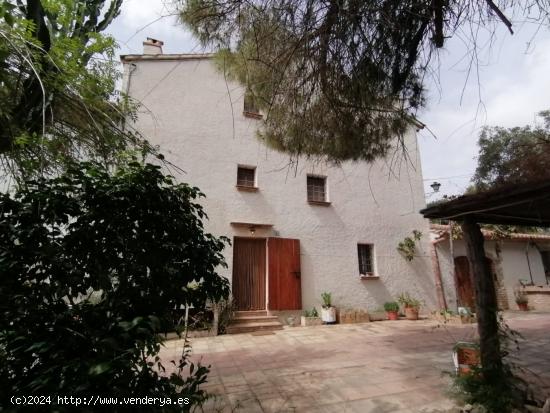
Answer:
431, 224, 550, 311
121, 39, 442, 318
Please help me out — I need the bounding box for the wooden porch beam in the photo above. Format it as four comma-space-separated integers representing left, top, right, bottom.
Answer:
461, 218, 502, 374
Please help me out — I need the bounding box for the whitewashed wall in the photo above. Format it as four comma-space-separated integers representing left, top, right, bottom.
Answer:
123, 55, 436, 312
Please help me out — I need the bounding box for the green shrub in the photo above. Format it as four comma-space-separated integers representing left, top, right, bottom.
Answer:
0, 162, 230, 410
449, 315, 529, 412
216, 298, 236, 335
397, 230, 422, 261
450, 365, 526, 413
303, 307, 319, 317
321, 292, 332, 308
383, 302, 399, 312
397, 292, 422, 309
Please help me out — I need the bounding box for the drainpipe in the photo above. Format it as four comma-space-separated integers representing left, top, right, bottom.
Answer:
525, 240, 534, 285
449, 220, 459, 310
430, 241, 447, 310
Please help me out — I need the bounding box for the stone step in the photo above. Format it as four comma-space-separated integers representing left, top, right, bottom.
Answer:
226, 321, 284, 335
234, 310, 268, 317
231, 315, 280, 324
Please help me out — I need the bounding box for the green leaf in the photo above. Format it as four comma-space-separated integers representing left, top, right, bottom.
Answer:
88, 363, 111, 376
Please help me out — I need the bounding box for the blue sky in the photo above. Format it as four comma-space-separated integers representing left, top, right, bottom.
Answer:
106, 0, 550, 200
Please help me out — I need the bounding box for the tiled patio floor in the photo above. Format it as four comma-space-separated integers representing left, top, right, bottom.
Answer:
161, 312, 550, 412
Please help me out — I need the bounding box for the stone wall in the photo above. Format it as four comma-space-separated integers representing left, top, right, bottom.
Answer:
524, 286, 550, 311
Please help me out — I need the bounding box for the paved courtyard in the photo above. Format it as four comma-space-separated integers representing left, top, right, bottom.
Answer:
161, 312, 550, 412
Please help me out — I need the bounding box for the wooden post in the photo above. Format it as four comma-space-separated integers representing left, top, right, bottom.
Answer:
449, 221, 459, 310
430, 242, 447, 310
461, 218, 502, 374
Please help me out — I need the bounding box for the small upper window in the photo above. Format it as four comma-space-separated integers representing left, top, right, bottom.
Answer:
237, 166, 256, 189
358, 244, 374, 276
243, 92, 261, 118
307, 176, 327, 203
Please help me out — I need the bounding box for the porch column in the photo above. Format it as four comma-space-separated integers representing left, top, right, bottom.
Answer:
461, 218, 502, 374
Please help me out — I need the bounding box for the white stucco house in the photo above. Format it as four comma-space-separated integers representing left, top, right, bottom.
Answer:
121, 38, 443, 322
431, 224, 550, 311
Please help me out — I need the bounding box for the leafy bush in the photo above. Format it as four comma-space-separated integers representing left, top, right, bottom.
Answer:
383, 302, 399, 312
321, 292, 332, 308
449, 315, 529, 412
397, 230, 422, 261
451, 365, 527, 413
303, 307, 319, 318
0, 162, 230, 410
397, 292, 422, 309
215, 298, 236, 335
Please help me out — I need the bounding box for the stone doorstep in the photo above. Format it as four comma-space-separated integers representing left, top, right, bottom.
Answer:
231, 315, 280, 324
226, 321, 284, 334
234, 310, 268, 317
227, 310, 284, 335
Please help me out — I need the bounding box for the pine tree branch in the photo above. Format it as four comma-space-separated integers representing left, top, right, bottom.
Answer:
485, 0, 514, 34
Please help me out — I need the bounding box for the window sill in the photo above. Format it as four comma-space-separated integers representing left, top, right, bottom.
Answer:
360, 275, 379, 280
243, 111, 263, 120
236, 185, 259, 192
307, 200, 331, 206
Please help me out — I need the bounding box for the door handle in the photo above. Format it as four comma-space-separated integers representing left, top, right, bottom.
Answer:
292, 271, 301, 278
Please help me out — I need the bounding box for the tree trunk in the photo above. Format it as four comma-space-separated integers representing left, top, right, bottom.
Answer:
461, 218, 502, 374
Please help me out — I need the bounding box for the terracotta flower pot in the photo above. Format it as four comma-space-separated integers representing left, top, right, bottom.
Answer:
517, 302, 528, 311
386, 310, 399, 320
453, 342, 480, 376
404, 307, 419, 320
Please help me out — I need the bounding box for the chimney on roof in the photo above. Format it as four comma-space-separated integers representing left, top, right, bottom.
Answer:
143, 37, 164, 55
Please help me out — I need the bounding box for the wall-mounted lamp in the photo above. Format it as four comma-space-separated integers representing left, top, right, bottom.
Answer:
249, 226, 256, 236
430, 181, 441, 193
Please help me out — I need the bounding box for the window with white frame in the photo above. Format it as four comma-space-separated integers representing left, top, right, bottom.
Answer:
307, 175, 327, 202
357, 244, 374, 276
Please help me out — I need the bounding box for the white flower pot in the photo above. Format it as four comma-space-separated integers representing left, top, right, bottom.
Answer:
321, 307, 336, 323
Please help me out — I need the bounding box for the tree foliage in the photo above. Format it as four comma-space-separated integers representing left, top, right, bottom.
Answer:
0, 161, 230, 408
473, 110, 550, 190
179, 0, 549, 162
0, 0, 152, 181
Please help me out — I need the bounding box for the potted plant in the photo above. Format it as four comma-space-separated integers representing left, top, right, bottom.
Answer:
515, 290, 529, 311
452, 342, 480, 376
397, 292, 422, 320
384, 301, 400, 320
301, 307, 322, 326
321, 292, 336, 324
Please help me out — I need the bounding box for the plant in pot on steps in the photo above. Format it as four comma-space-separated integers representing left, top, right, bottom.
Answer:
321, 292, 337, 324
397, 292, 422, 320
384, 301, 400, 320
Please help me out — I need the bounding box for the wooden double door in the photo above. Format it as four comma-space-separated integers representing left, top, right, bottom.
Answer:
232, 237, 301, 311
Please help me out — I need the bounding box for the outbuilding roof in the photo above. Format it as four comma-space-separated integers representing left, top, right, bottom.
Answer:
421, 180, 550, 227
430, 223, 550, 242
